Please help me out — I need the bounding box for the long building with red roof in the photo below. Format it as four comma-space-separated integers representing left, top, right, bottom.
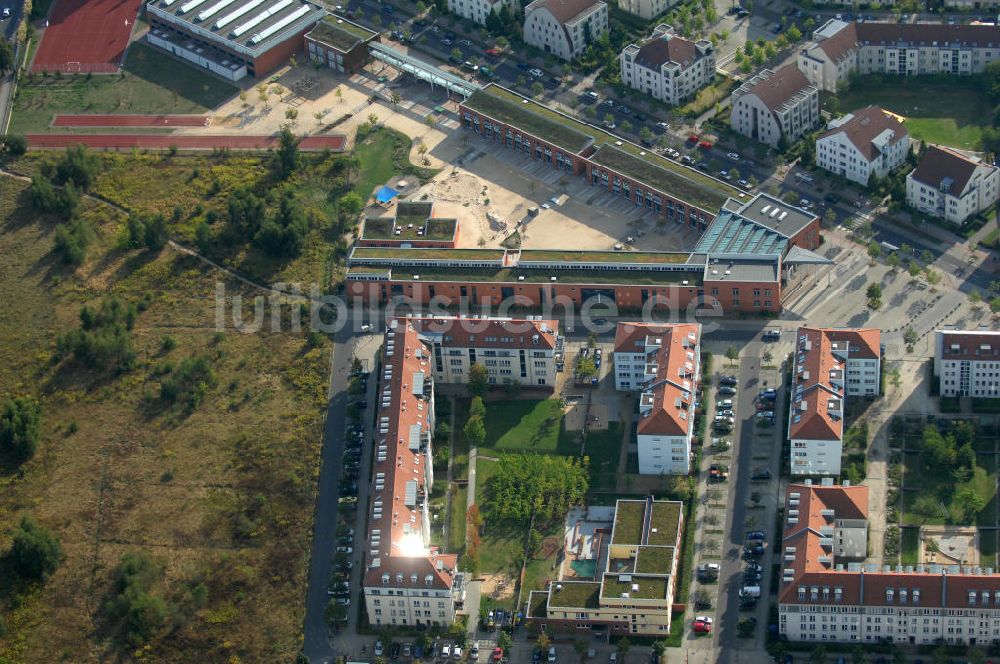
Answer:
781, 481, 1000, 647
789, 327, 881, 476
613, 322, 701, 475
935, 328, 1000, 398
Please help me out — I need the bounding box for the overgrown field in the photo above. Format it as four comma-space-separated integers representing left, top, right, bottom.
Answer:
0, 151, 337, 661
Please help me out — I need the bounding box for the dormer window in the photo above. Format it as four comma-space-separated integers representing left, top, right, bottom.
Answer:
969, 591, 978, 606
913, 589, 920, 604
885, 588, 894, 603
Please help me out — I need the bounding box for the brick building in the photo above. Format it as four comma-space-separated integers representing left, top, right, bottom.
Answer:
935, 328, 1000, 398
304, 13, 379, 74
145, 0, 326, 80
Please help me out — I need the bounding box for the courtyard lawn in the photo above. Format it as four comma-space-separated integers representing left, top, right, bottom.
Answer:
583, 423, 624, 492
353, 129, 399, 201
481, 399, 570, 454
901, 452, 997, 526
11, 43, 237, 134
823, 78, 992, 150
981, 530, 998, 568
901, 527, 920, 566
449, 485, 468, 555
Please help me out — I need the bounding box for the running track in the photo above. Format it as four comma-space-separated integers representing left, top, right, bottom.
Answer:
26, 135, 346, 151
53, 115, 210, 127
32, 0, 144, 73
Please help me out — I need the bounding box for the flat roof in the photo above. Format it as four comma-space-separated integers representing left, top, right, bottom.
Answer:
648, 502, 682, 546
362, 217, 457, 241
611, 501, 646, 545
148, 0, 326, 56
703, 257, 780, 282
548, 581, 602, 609
589, 145, 733, 212
464, 85, 596, 154
518, 250, 691, 265
601, 574, 669, 601
735, 193, 816, 238
380, 267, 703, 286
634, 545, 674, 574
306, 13, 376, 51
352, 247, 505, 261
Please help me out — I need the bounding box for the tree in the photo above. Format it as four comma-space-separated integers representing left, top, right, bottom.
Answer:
536, 632, 551, 651
866, 282, 882, 309
572, 640, 587, 663
762, 349, 773, 366
1, 396, 41, 461
620, 120, 632, 134
920, 249, 934, 264
531, 81, 544, 97
485, 454, 588, 524
639, 126, 653, 144
2, 133, 26, 156
616, 637, 631, 659
451, 47, 462, 61
104, 552, 170, 646
497, 631, 513, 651
577, 356, 597, 378
867, 241, 882, 260
0, 37, 12, 73
470, 395, 486, 419
725, 346, 739, 365
925, 268, 941, 286
257, 83, 269, 109
274, 127, 300, 179
970, 289, 983, 307
469, 363, 488, 397
921, 426, 956, 472
463, 415, 486, 447
810, 645, 827, 664
340, 191, 363, 216
908, 261, 922, 278
904, 327, 918, 349
957, 488, 985, 523
7, 516, 62, 581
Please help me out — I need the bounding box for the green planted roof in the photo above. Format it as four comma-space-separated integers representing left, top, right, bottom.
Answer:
601, 575, 669, 601
381, 267, 703, 286
465, 86, 597, 153
548, 581, 602, 609
307, 15, 376, 52
519, 250, 690, 265
589, 145, 736, 212
612, 501, 646, 545
351, 247, 504, 261
635, 545, 674, 575
648, 502, 682, 546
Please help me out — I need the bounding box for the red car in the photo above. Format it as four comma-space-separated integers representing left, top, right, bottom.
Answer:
485, 47, 502, 57
693, 616, 713, 634
698, 140, 714, 150
492, 647, 504, 662
687, 134, 699, 143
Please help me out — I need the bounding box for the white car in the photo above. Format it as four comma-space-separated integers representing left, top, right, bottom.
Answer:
727, 152, 740, 161
716, 399, 733, 409
718, 409, 735, 418
695, 615, 714, 625
374, 641, 384, 656
529, 67, 543, 77
443, 644, 452, 658
453, 645, 463, 659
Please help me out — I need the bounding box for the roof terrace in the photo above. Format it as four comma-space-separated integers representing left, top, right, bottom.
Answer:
362, 217, 457, 241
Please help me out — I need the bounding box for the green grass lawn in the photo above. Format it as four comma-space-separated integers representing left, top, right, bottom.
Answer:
481, 399, 569, 453
901, 527, 920, 566
353, 130, 402, 201
981, 529, 998, 568
823, 79, 992, 150
449, 485, 468, 555
11, 43, 237, 134
901, 453, 997, 526
583, 423, 623, 492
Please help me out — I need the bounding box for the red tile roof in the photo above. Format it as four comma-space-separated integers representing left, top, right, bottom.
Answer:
740, 64, 813, 112
633, 323, 700, 437
810, 21, 1000, 63
635, 33, 699, 69
788, 328, 844, 442
910, 145, 987, 196
938, 329, 1000, 361
362, 320, 456, 591
527, 0, 603, 24
818, 105, 907, 162
407, 316, 559, 351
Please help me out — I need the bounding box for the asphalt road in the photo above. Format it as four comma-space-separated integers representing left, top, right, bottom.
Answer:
302, 325, 355, 664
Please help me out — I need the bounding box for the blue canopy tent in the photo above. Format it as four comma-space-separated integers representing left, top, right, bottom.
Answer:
375, 185, 399, 206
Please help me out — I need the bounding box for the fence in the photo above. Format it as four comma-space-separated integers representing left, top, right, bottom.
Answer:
29, 62, 122, 74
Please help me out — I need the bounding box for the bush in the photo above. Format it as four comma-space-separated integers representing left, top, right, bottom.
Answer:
57, 298, 138, 372
0, 396, 42, 461
159, 355, 216, 411
126, 213, 169, 252
55, 144, 101, 190
31, 174, 80, 219
2, 134, 26, 156
104, 552, 170, 646
7, 515, 63, 581
253, 192, 308, 257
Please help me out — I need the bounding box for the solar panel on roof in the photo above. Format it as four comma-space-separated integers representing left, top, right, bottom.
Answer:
216, 0, 267, 28
179, 0, 209, 12
197, 0, 240, 21
233, 0, 294, 37
409, 424, 422, 451
404, 480, 418, 506
251, 4, 312, 43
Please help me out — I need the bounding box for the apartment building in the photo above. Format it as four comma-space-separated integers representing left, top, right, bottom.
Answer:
906, 145, 1000, 225
935, 329, 1000, 398
447, 0, 518, 26
729, 64, 820, 147
358, 200, 459, 249
620, 25, 715, 105
407, 315, 562, 388
788, 327, 881, 476
362, 319, 463, 628
522, 0, 608, 61
798, 20, 1000, 92
613, 322, 700, 475
815, 106, 909, 186
617, 0, 678, 20
780, 481, 1000, 647
528, 497, 683, 636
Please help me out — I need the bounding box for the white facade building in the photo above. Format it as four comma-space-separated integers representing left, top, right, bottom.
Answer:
815, 106, 909, 186
614, 322, 700, 475
620, 25, 715, 105
522, 0, 608, 61
935, 329, 1000, 398
617, 0, 678, 20
788, 328, 881, 477
729, 64, 819, 147
447, 0, 517, 26
798, 20, 1000, 92
409, 316, 562, 388
906, 145, 1000, 226
780, 482, 1000, 647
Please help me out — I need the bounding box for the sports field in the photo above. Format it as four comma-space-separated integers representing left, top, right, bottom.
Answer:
32, 0, 143, 73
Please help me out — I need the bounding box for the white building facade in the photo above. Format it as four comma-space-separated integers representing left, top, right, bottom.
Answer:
906, 146, 1000, 225
620, 25, 715, 104
617, 0, 678, 20
729, 65, 819, 147
935, 329, 1000, 398
447, 0, 517, 26
523, 0, 608, 61
815, 106, 909, 186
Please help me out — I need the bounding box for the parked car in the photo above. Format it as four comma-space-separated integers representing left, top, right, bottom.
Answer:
718, 386, 736, 396
716, 399, 733, 409
719, 375, 738, 386
751, 469, 772, 481
375, 641, 384, 656
697, 563, 720, 580
693, 616, 713, 633
584, 90, 600, 101
727, 151, 740, 161
763, 329, 781, 341
529, 67, 543, 77
442, 644, 452, 658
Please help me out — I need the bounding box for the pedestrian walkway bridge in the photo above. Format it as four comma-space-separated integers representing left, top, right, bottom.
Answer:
369, 42, 481, 97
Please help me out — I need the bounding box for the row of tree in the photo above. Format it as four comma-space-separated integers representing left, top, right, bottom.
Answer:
485, 454, 589, 525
